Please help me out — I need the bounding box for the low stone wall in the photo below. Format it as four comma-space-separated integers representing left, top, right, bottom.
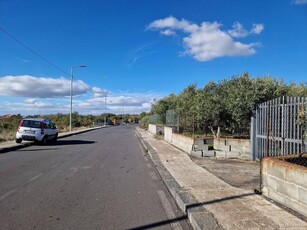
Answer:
262, 156, 307, 217
214, 138, 251, 160
148, 124, 164, 135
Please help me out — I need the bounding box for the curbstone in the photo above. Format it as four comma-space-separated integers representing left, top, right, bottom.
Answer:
135, 128, 223, 230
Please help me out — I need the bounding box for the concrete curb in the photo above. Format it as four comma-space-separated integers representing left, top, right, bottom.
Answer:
135, 128, 222, 230
0, 126, 104, 154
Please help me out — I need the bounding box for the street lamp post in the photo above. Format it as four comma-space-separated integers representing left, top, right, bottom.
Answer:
104, 95, 107, 126
70, 65, 86, 132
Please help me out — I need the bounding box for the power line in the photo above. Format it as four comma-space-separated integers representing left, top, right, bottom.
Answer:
0, 26, 96, 95
0, 26, 70, 77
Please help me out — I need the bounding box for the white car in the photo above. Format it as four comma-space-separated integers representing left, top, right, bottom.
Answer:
15, 118, 58, 144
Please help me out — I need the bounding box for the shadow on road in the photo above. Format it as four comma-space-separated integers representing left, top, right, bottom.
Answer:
18, 148, 61, 152
55, 140, 96, 145
128, 192, 256, 230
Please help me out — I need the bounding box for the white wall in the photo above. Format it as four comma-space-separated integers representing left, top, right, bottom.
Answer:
164, 127, 173, 143
171, 133, 194, 154
148, 124, 156, 134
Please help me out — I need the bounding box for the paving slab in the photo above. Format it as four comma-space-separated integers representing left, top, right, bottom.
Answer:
136, 127, 307, 230
191, 157, 260, 191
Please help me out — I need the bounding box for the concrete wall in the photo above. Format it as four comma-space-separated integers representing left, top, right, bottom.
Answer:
164, 127, 173, 143
164, 127, 214, 157
262, 156, 307, 217
164, 127, 194, 154
171, 133, 194, 154
214, 138, 251, 160
148, 124, 164, 135
148, 124, 156, 134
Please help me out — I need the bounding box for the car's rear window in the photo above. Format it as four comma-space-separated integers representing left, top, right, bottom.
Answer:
21, 120, 42, 128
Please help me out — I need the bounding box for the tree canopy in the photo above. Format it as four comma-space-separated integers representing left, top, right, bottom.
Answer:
150, 73, 307, 137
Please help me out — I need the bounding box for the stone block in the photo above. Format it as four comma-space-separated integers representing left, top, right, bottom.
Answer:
277, 180, 299, 201
285, 196, 307, 218
191, 150, 203, 158
202, 151, 215, 157
285, 167, 307, 189
299, 187, 307, 206
226, 151, 240, 158
215, 151, 226, 158
262, 174, 279, 191
267, 188, 286, 205
266, 161, 286, 180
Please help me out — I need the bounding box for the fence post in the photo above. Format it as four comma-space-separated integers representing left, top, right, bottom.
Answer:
250, 110, 257, 160
266, 101, 271, 157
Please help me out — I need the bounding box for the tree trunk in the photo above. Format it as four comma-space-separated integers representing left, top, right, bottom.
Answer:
209, 126, 216, 137
217, 126, 221, 138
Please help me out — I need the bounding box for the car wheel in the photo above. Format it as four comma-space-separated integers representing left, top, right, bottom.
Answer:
52, 134, 58, 143
15, 139, 22, 143
41, 135, 48, 145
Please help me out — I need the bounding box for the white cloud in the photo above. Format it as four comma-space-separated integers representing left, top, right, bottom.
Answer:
0, 75, 89, 98
228, 22, 264, 38
292, 0, 307, 5
92, 87, 108, 98
0, 95, 153, 115
160, 29, 176, 36
251, 24, 264, 34
228, 22, 249, 38
0, 86, 156, 116
147, 16, 264, 61
147, 16, 198, 33
0, 75, 158, 115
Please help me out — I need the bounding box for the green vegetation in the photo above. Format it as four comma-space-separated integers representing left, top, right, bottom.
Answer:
0, 112, 140, 142
146, 73, 307, 137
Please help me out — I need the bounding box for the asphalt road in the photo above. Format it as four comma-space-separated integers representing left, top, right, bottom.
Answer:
0, 125, 191, 230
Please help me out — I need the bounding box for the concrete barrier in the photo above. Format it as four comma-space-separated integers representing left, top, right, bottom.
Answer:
163, 126, 214, 157
148, 124, 156, 134
262, 156, 307, 217
164, 127, 173, 143
214, 138, 251, 160
148, 124, 164, 135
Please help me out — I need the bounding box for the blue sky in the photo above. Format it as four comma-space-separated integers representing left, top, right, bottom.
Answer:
0, 0, 306, 115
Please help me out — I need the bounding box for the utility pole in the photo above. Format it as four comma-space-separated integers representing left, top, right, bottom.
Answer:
104, 95, 107, 126
70, 65, 86, 132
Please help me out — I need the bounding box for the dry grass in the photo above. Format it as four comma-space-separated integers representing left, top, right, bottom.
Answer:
0, 130, 16, 142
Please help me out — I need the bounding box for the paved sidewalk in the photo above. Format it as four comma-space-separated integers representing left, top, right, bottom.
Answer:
191, 157, 260, 191
0, 127, 102, 153
136, 127, 307, 230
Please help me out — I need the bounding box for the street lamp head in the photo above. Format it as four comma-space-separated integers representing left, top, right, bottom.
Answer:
72, 65, 87, 69
70, 64, 86, 132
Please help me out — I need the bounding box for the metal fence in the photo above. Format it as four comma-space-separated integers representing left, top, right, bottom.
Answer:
251, 96, 306, 160
165, 109, 179, 131
149, 110, 179, 130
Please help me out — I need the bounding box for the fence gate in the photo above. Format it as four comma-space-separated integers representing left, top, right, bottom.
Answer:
251, 96, 306, 160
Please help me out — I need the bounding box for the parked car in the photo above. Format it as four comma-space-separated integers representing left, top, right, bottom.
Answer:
15, 118, 58, 144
